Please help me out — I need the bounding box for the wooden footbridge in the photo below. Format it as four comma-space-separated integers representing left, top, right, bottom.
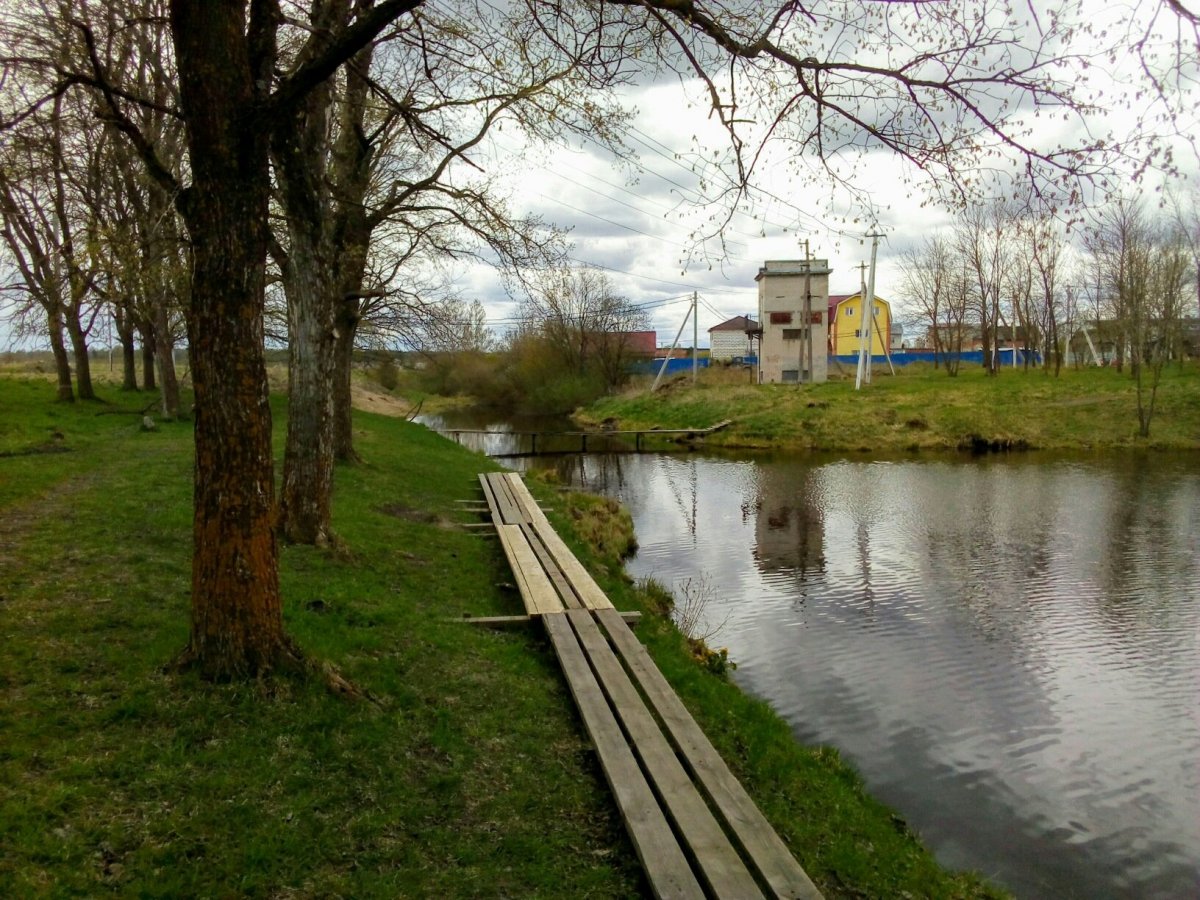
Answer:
477, 471, 823, 900
446, 420, 733, 458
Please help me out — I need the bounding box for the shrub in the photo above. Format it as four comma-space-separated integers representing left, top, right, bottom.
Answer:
375, 354, 399, 391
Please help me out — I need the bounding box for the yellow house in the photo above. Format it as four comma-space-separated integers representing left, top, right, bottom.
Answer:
828, 292, 892, 356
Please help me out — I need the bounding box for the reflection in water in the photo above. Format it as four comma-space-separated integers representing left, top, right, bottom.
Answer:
753, 465, 825, 607
519, 449, 1200, 900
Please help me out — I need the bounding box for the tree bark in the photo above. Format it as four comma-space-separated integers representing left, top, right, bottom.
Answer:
274, 35, 338, 545
47, 305, 74, 402
154, 301, 181, 419
278, 235, 337, 544
65, 313, 96, 400
140, 321, 157, 391
329, 37, 375, 462
170, 0, 294, 680
115, 305, 139, 390
331, 307, 360, 460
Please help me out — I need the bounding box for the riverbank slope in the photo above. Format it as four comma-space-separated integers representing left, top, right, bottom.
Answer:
0, 376, 1003, 897
576, 363, 1200, 452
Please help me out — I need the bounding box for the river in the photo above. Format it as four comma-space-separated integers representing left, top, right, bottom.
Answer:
422, 414, 1200, 898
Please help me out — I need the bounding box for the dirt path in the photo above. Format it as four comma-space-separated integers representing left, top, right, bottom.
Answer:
350, 382, 422, 419
0, 473, 98, 583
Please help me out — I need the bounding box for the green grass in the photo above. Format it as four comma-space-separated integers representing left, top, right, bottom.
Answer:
0, 375, 1005, 898
578, 362, 1200, 452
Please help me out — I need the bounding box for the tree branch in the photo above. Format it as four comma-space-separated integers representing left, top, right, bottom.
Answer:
68, 17, 180, 197
268, 0, 425, 115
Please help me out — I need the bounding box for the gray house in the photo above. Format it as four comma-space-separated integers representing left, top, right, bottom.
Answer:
755, 259, 830, 383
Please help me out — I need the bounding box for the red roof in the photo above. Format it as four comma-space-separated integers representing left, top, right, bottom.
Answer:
828, 294, 855, 318
709, 315, 758, 333
619, 330, 657, 355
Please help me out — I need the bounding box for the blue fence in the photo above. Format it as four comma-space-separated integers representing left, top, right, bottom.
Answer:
633, 350, 1043, 374
833, 349, 1042, 367
629, 357, 712, 376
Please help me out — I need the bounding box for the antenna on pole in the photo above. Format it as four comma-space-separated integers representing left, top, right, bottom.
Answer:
856, 232, 883, 390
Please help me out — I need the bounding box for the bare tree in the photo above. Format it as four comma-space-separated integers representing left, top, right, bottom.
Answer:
1085, 200, 1140, 373
267, 0, 637, 543
105, 10, 189, 417
1005, 225, 1037, 371
1025, 209, 1068, 375
897, 235, 961, 373
25, 0, 440, 679
1166, 187, 1200, 334
955, 203, 1011, 375
0, 93, 106, 401
1087, 199, 1194, 436
518, 266, 648, 390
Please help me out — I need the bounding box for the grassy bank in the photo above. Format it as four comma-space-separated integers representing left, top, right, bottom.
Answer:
1, 376, 1004, 898
577, 362, 1200, 452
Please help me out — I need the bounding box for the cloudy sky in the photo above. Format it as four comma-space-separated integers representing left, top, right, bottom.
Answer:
463, 79, 957, 346
1, 1, 1194, 353
457, 0, 1199, 348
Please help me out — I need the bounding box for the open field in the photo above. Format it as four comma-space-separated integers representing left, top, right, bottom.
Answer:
0, 376, 1005, 897
577, 362, 1200, 452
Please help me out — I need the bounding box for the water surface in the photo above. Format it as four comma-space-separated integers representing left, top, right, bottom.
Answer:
522, 450, 1200, 899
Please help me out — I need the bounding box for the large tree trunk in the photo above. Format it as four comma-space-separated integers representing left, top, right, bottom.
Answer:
329, 39, 374, 463
278, 241, 337, 544
139, 320, 157, 391
115, 306, 139, 390
65, 314, 96, 400
47, 305, 74, 402
154, 301, 182, 419
331, 307, 360, 461
170, 0, 295, 680
274, 53, 337, 545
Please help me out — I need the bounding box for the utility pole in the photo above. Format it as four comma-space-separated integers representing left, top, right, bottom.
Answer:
855, 261, 867, 359
856, 233, 883, 390
652, 295, 694, 392
802, 239, 812, 384
692, 291, 698, 384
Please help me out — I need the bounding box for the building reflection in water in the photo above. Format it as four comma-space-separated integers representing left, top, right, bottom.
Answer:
751, 465, 827, 597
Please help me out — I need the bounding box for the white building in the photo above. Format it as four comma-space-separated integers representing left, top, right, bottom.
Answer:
755, 259, 830, 384
707, 315, 757, 361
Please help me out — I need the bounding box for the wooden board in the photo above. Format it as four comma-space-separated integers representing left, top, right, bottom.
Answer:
483, 472, 525, 524
565, 609, 765, 899
503, 472, 544, 523
520, 523, 583, 610
450, 611, 643, 629
477, 473, 503, 520
492, 472, 527, 524
530, 519, 615, 610
502, 474, 614, 610
542, 613, 705, 900
495, 524, 562, 616
594, 607, 824, 900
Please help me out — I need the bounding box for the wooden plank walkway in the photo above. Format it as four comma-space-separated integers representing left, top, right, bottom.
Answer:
448, 420, 733, 457
478, 471, 823, 900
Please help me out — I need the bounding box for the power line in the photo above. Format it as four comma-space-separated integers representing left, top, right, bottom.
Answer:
624, 124, 867, 241
536, 193, 683, 249
494, 136, 751, 253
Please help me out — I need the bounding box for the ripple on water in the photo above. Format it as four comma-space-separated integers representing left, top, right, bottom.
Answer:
586, 451, 1200, 900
